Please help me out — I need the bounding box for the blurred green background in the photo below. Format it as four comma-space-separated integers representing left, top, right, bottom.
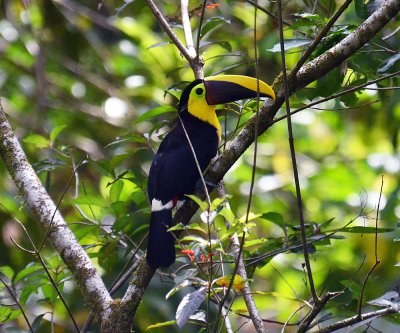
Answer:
0, 0, 399, 332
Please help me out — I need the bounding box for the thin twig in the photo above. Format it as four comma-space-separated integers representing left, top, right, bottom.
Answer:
12, 219, 80, 333
297, 292, 339, 333
245, 0, 291, 26
178, 114, 212, 208
144, 0, 204, 79
357, 175, 383, 318
0, 278, 33, 333
39, 155, 87, 252
232, 4, 267, 332
109, 235, 147, 295
144, 0, 193, 62
232, 233, 267, 333
195, 0, 207, 54
276, 0, 318, 303
181, 0, 196, 58
383, 25, 400, 40
214, 4, 267, 331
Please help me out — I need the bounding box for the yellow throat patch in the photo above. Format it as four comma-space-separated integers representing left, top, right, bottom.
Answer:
187, 82, 221, 141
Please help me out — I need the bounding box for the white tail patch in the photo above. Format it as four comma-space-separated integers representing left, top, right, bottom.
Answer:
151, 198, 173, 212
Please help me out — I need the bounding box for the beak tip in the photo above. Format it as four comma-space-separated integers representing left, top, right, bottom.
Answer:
204, 75, 275, 104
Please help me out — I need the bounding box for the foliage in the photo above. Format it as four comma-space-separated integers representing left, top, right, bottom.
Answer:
0, 0, 399, 332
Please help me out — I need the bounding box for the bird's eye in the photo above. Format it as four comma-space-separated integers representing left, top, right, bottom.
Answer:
195, 87, 204, 95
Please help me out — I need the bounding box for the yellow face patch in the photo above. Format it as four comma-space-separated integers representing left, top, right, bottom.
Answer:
187, 82, 221, 141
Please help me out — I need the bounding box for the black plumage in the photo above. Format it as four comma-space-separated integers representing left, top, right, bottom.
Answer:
147, 80, 219, 269
145, 75, 275, 269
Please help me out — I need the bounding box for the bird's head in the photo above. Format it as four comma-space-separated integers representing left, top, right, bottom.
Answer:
179, 74, 275, 111
178, 75, 275, 140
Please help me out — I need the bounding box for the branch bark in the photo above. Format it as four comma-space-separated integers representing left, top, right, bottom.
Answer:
231, 233, 267, 333
175, 0, 400, 225
0, 104, 113, 322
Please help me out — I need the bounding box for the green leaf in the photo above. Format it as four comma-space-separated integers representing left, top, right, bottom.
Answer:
266, 38, 312, 53
0, 266, 14, 280
166, 279, 194, 300
207, 200, 221, 216
340, 226, 393, 233
0, 306, 21, 323
49, 125, 67, 143
19, 282, 41, 305
200, 40, 232, 52
73, 225, 98, 241
289, 13, 326, 30
42, 283, 56, 301
341, 279, 362, 295
23, 134, 50, 149
260, 212, 287, 229
146, 41, 173, 49
315, 67, 343, 97
105, 134, 147, 147
14, 264, 43, 283
176, 287, 207, 328
185, 194, 208, 211
219, 207, 236, 225
109, 180, 124, 202
146, 320, 176, 330
109, 154, 130, 171
72, 195, 105, 206
34, 158, 67, 174
243, 238, 268, 248
320, 217, 336, 228
200, 16, 230, 37
135, 105, 177, 124
355, 0, 368, 19
168, 223, 186, 231
31, 313, 47, 332
111, 215, 131, 232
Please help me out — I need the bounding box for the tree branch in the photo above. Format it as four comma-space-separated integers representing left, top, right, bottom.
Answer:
174, 0, 400, 226
100, 255, 154, 332
0, 103, 112, 323
181, 0, 196, 58
231, 233, 267, 333
316, 307, 398, 333
144, 0, 204, 79
294, 0, 400, 90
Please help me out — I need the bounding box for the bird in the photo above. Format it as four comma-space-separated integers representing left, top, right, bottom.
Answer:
146, 75, 275, 269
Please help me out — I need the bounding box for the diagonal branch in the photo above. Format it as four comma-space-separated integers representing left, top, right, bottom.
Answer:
144, 0, 193, 62
144, 0, 204, 79
173, 0, 400, 247
294, 0, 400, 90
0, 103, 112, 322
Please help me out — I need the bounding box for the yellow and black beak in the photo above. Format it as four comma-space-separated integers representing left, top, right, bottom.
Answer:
204, 75, 275, 105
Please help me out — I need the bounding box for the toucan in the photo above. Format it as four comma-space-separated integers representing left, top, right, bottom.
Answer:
146, 75, 275, 269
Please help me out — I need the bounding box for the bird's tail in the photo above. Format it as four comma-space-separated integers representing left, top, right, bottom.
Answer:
146, 210, 176, 269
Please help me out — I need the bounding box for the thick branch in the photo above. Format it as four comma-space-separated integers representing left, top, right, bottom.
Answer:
100, 256, 154, 332
294, 0, 400, 89
316, 307, 397, 333
98, 1, 399, 329
231, 233, 267, 333
174, 0, 400, 225
0, 105, 112, 322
